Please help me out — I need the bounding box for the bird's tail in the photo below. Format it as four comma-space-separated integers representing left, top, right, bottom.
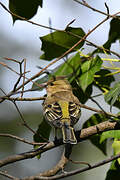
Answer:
62, 121, 77, 144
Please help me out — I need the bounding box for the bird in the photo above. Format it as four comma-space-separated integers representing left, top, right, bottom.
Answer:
42, 76, 81, 144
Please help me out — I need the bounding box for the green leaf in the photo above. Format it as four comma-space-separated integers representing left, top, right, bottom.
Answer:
83, 113, 108, 128
79, 56, 102, 91
54, 53, 92, 103
104, 82, 120, 109
33, 117, 51, 143
32, 52, 81, 90
40, 27, 85, 60
100, 130, 120, 143
32, 53, 81, 90
32, 116, 51, 159
71, 79, 92, 104
9, 0, 42, 22
94, 69, 115, 92
33, 118, 51, 159
105, 160, 120, 180
104, 17, 120, 50
90, 135, 107, 155
92, 17, 120, 55
112, 139, 120, 164
54, 52, 81, 77
83, 113, 109, 155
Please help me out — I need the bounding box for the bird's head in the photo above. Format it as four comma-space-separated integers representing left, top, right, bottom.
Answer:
46, 76, 72, 96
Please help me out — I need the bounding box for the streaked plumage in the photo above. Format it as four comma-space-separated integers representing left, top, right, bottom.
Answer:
43, 77, 81, 144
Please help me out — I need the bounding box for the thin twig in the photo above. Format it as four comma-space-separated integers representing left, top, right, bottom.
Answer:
67, 31, 120, 58
0, 2, 61, 32
0, 58, 47, 94
73, 0, 120, 19
21, 59, 26, 97
0, 62, 21, 76
0, 170, 18, 180
13, 101, 36, 134
66, 29, 120, 58
3, 57, 21, 63
0, 87, 45, 101
0, 142, 54, 168
90, 97, 107, 114
79, 103, 118, 118
12, 59, 24, 92
104, 3, 110, 17
0, 133, 45, 146
0, 89, 36, 134
65, 19, 76, 30
90, 94, 102, 98
1, 96, 45, 101
37, 151, 68, 177
69, 158, 90, 167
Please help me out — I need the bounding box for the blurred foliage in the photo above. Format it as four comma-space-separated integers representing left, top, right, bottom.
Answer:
70, 80, 92, 104
112, 139, 120, 164
100, 131, 120, 143
33, 117, 51, 159
105, 82, 120, 110
105, 160, 120, 180
83, 113, 109, 155
103, 17, 120, 50
0, 112, 43, 152
34, 117, 51, 143
94, 69, 115, 92
93, 16, 120, 54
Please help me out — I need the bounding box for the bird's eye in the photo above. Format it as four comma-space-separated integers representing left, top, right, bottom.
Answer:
47, 104, 52, 108
50, 82, 54, 86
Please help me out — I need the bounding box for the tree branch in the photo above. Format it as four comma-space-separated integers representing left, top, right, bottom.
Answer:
1, 96, 45, 101
73, 0, 120, 19
0, 143, 50, 168
21, 145, 72, 179
79, 120, 118, 139
0, 121, 118, 168
37, 151, 68, 177
67, 31, 120, 58
23, 153, 120, 180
